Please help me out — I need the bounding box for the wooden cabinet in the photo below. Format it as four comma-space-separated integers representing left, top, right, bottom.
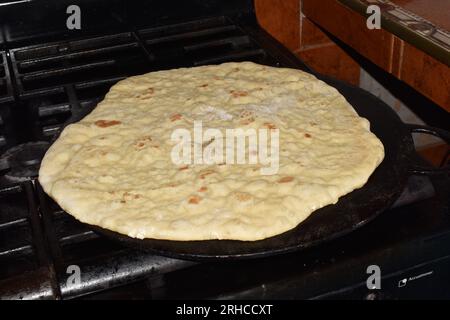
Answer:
401, 43, 450, 109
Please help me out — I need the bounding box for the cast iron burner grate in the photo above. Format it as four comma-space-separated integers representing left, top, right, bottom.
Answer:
9, 32, 149, 141
36, 183, 196, 299
0, 51, 13, 104
0, 141, 50, 183
0, 13, 307, 298
1, 15, 302, 299
0, 51, 14, 152
0, 181, 58, 299
8, 16, 298, 143
137, 16, 270, 68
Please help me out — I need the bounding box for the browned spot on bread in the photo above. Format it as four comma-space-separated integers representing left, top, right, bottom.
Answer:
234, 192, 252, 202
199, 169, 215, 179
230, 90, 248, 98
120, 200, 126, 204
99, 150, 108, 156
264, 122, 277, 130
296, 163, 305, 168
170, 113, 182, 122
240, 117, 254, 125
198, 186, 207, 192
278, 176, 294, 183
304, 133, 312, 138
199, 84, 208, 87
310, 122, 317, 126
138, 87, 154, 99
122, 191, 142, 201
95, 120, 121, 128
134, 136, 153, 150
188, 196, 201, 204
239, 110, 255, 125
179, 165, 189, 171
239, 110, 253, 118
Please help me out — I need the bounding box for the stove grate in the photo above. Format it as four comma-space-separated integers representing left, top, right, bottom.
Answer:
0, 181, 59, 299
0, 14, 308, 299
0, 51, 14, 152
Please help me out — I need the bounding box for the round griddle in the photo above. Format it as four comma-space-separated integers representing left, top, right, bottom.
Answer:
85, 76, 450, 260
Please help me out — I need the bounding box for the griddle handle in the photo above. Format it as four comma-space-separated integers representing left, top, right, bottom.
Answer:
406, 124, 450, 175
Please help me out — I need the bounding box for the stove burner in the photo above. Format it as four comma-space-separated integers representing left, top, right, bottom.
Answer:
0, 141, 50, 182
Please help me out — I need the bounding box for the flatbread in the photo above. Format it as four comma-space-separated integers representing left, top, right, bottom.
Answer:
39, 62, 384, 241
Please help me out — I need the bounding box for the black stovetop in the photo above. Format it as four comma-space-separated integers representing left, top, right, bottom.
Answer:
0, 0, 448, 300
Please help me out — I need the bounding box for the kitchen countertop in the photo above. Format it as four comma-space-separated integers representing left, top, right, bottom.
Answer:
390, 0, 450, 31
339, 0, 450, 66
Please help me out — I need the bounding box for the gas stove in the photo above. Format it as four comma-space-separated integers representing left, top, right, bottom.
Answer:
0, 0, 448, 300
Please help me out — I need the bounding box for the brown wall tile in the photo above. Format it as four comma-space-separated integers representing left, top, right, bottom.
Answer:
255, 0, 301, 51
302, 0, 394, 71
391, 36, 404, 78
401, 43, 450, 111
300, 17, 333, 49
296, 44, 361, 85
255, 0, 360, 85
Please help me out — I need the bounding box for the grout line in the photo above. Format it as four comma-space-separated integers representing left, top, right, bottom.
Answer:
388, 35, 395, 73
298, 42, 336, 52
397, 40, 405, 79
299, 0, 303, 51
